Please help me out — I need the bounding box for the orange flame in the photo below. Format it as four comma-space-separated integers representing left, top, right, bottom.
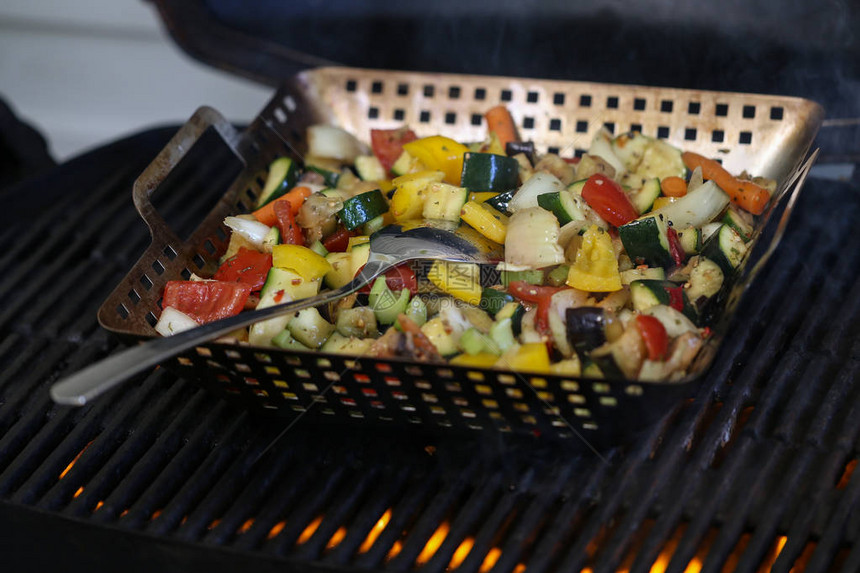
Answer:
359, 509, 392, 554
267, 520, 286, 540
326, 527, 348, 550
416, 522, 450, 566
297, 515, 324, 545
448, 537, 475, 569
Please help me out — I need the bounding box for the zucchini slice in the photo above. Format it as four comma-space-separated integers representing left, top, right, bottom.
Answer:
631, 178, 661, 214
701, 224, 749, 276
256, 157, 299, 208
537, 190, 585, 225
339, 189, 389, 230
460, 152, 519, 192
618, 215, 673, 268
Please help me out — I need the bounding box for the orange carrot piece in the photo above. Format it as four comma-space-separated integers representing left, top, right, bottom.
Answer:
660, 176, 688, 197
484, 105, 519, 150
681, 152, 770, 215
252, 185, 312, 226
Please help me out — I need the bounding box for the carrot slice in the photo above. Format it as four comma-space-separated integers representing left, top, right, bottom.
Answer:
681, 152, 770, 215
660, 176, 688, 197
484, 105, 519, 150
252, 185, 312, 226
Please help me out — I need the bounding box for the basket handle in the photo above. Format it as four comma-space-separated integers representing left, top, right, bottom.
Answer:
132, 106, 245, 243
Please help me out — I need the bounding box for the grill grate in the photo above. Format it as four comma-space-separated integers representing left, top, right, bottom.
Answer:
1, 126, 859, 572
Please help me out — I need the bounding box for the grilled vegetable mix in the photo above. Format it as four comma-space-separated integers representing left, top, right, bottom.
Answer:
156, 109, 775, 381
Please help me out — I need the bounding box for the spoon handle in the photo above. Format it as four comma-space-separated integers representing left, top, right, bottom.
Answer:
50, 261, 390, 406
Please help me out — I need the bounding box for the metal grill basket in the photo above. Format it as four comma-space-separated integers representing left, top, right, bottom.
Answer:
97, 67, 822, 446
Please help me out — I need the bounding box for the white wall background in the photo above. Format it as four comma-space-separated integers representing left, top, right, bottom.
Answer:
0, 0, 272, 161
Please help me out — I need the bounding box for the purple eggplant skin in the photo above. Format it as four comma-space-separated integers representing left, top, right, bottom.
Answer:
565, 307, 607, 355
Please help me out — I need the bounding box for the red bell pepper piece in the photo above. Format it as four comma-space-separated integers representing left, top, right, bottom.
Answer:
635, 314, 668, 360
666, 226, 686, 266
322, 226, 351, 252
273, 199, 304, 245
213, 247, 272, 291
162, 280, 251, 324
371, 127, 418, 172
357, 263, 418, 295
508, 280, 566, 334
580, 173, 639, 227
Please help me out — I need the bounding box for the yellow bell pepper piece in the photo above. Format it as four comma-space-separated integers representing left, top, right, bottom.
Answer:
427, 260, 482, 306
467, 191, 498, 204
390, 170, 445, 221
347, 235, 369, 249
651, 196, 679, 210
497, 343, 551, 373
403, 136, 469, 185
567, 225, 623, 292
459, 201, 508, 244
450, 353, 499, 368
272, 244, 333, 281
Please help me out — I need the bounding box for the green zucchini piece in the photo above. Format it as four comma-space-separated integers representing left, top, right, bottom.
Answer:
272, 329, 313, 351
256, 157, 299, 208
546, 264, 571, 287
368, 278, 410, 324
676, 227, 702, 255
460, 327, 495, 355
489, 317, 516, 352
722, 205, 755, 242
631, 178, 661, 214
701, 224, 749, 276
618, 215, 674, 268
321, 332, 374, 354
619, 266, 666, 284
567, 179, 587, 195
484, 189, 515, 215
335, 306, 378, 338
287, 308, 335, 349
500, 269, 544, 286
460, 152, 519, 193
309, 239, 329, 257
629, 279, 697, 322
339, 189, 389, 230
481, 287, 515, 317
355, 155, 387, 181
537, 190, 584, 225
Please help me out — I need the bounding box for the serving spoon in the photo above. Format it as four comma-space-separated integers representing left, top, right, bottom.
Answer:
50, 221, 503, 406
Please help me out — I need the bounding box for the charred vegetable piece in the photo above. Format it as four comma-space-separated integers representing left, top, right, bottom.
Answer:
565, 307, 609, 356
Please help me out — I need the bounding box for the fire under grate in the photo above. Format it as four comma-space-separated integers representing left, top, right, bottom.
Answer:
1, 127, 859, 573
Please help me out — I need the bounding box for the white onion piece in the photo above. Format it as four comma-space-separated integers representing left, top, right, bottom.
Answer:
505, 207, 564, 268
224, 216, 272, 249
307, 125, 368, 162
507, 172, 564, 212
646, 180, 729, 229
587, 129, 626, 176
155, 307, 200, 337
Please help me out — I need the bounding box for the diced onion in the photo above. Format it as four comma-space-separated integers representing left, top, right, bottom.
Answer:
587, 129, 626, 176
307, 125, 368, 162
155, 307, 200, 336
646, 180, 729, 229
505, 207, 564, 268
224, 216, 272, 249
507, 172, 564, 212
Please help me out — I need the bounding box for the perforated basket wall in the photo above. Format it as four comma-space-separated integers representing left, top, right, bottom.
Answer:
98, 67, 822, 445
